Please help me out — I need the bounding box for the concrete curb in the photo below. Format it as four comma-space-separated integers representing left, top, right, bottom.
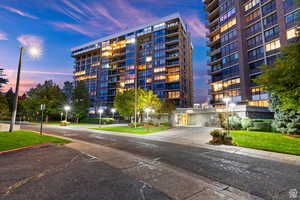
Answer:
0, 142, 53, 156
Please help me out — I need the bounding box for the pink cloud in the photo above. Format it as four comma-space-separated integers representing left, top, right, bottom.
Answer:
185, 14, 207, 38
94, 6, 125, 28
17, 34, 43, 48
0, 5, 38, 19
0, 31, 8, 40
50, 22, 96, 37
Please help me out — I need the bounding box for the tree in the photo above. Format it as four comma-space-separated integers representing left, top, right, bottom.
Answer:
0, 68, 8, 90
255, 41, 300, 113
72, 81, 90, 122
62, 81, 73, 104
24, 80, 66, 121
0, 93, 9, 117
114, 89, 161, 120
269, 95, 300, 134
158, 100, 176, 114
5, 88, 14, 114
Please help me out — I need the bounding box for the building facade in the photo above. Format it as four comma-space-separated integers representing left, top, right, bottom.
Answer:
204, 0, 299, 108
71, 13, 193, 110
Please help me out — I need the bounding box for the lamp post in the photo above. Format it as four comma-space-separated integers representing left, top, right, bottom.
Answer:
229, 102, 236, 131
40, 104, 45, 135
111, 108, 116, 119
144, 108, 151, 122
9, 46, 41, 132
64, 105, 71, 121
223, 97, 231, 135
98, 108, 104, 125
60, 112, 63, 121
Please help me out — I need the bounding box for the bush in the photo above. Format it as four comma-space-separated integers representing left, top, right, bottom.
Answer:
249, 122, 272, 132
60, 121, 71, 126
209, 129, 234, 145
241, 117, 253, 130
101, 118, 114, 124
224, 116, 242, 130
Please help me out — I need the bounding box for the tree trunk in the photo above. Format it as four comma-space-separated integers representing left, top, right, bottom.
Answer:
46, 115, 49, 123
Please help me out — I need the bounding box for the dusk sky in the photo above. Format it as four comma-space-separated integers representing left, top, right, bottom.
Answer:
0, 0, 209, 103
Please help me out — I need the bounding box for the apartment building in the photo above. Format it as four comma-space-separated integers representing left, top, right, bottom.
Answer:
204, 0, 299, 108
71, 13, 193, 110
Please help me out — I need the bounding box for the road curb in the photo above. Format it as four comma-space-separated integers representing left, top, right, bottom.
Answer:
0, 142, 53, 156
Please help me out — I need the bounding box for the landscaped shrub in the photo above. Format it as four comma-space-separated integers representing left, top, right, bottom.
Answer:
248, 122, 272, 132
223, 116, 242, 130
241, 117, 253, 130
101, 118, 114, 124
60, 121, 71, 126
209, 129, 234, 145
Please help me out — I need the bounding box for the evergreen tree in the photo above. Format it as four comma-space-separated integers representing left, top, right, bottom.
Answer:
269, 96, 300, 134
62, 81, 73, 104
5, 88, 14, 114
72, 81, 90, 122
0, 93, 9, 117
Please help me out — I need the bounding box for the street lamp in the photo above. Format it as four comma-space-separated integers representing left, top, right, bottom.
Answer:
60, 112, 63, 121
223, 97, 231, 135
64, 105, 71, 121
144, 108, 151, 121
111, 108, 116, 119
98, 108, 104, 125
9, 46, 42, 132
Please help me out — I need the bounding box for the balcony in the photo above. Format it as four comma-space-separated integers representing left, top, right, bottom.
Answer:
205, 0, 219, 13
166, 45, 179, 51
165, 37, 179, 45
207, 58, 221, 66
207, 37, 220, 47
207, 48, 221, 57
206, 6, 219, 21
166, 60, 180, 67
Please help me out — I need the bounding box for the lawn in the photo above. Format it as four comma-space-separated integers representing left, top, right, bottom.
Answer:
230, 130, 300, 155
0, 131, 70, 152
91, 126, 169, 134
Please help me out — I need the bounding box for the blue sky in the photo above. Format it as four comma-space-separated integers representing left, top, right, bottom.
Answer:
0, 0, 209, 103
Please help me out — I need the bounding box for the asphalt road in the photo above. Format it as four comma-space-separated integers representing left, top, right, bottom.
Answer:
0, 144, 171, 200
22, 124, 300, 200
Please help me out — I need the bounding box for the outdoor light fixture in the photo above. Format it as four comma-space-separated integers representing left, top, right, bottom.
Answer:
98, 108, 104, 125
144, 108, 152, 121
64, 105, 71, 121
9, 45, 42, 132
223, 97, 230, 104
111, 108, 116, 119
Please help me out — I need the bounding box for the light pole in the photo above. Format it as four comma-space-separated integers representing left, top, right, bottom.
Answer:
60, 112, 63, 121
229, 102, 236, 131
223, 97, 231, 135
111, 108, 116, 119
64, 105, 71, 121
9, 46, 41, 132
144, 108, 151, 122
40, 104, 45, 135
98, 108, 104, 125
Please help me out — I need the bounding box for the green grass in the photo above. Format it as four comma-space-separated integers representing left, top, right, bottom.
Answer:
91, 126, 169, 134
230, 130, 300, 155
0, 131, 70, 152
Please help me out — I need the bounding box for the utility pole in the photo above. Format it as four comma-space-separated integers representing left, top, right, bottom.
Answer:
9, 47, 24, 132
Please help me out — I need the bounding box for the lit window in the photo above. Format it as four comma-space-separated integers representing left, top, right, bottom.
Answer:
154, 75, 166, 80
244, 0, 260, 12
265, 39, 281, 52
220, 18, 236, 32
154, 67, 165, 73
168, 91, 180, 99
167, 74, 180, 82
126, 38, 136, 44
287, 27, 299, 40
146, 56, 152, 62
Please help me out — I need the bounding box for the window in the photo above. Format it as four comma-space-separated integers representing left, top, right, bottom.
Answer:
245, 9, 260, 23
246, 22, 261, 36
154, 75, 166, 81
168, 91, 180, 99
285, 10, 300, 24
247, 34, 262, 48
221, 41, 238, 56
248, 46, 264, 58
244, 0, 260, 12
287, 27, 299, 39
261, 0, 276, 15
220, 18, 236, 32
263, 13, 277, 28
264, 26, 279, 40
249, 59, 264, 69
220, 8, 236, 23
265, 39, 281, 51
220, 29, 237, 44
167, 74, 180, 82
154, 67, 165, 73
222, 53, 239, 65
